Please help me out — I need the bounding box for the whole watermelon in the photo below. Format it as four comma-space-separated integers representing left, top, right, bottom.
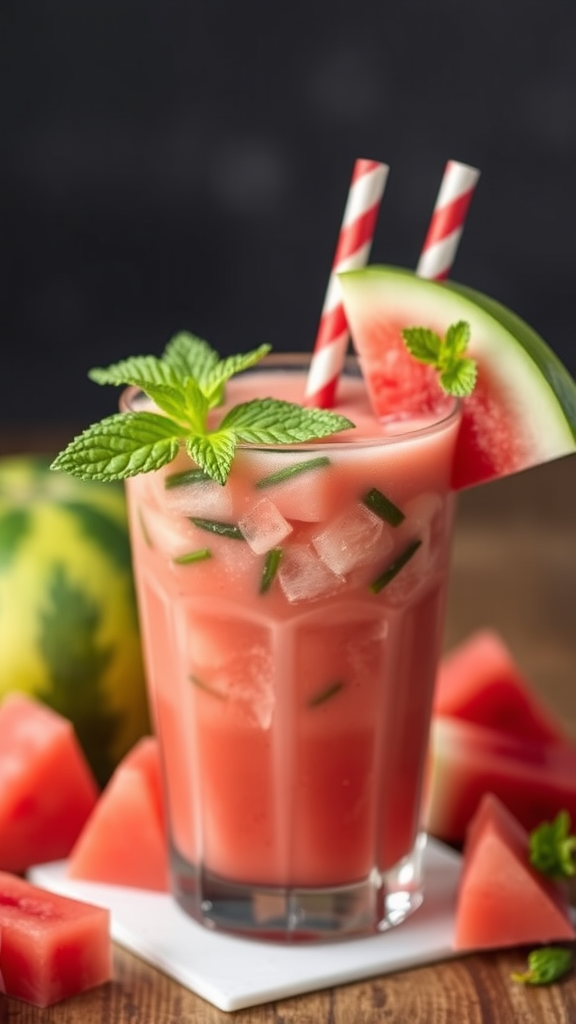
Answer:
0, 454, 150, 787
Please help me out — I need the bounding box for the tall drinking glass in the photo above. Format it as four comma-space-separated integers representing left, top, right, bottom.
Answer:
121, 355, 460, 940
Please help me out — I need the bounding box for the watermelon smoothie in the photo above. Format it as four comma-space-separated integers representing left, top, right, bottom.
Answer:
122, 355, 460, 939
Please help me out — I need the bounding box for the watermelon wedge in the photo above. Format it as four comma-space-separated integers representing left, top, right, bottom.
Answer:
0, 693, 99, 873
67, 737, 169, 891
453, 793, 575, 950
338, 266, 576, 489
0, 870, 111, 1006
425, 715, 576, 843
434, 629, 571, 745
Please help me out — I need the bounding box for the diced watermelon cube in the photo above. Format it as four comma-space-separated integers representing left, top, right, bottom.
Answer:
454, 793, 575, 950
0, 693, 99, 873
425, 715, 576, 844
0, 870, 111, 1006
67, 737, 169, 891
434, 629, 570, 744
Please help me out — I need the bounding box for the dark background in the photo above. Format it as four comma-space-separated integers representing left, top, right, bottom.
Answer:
3, 1, 576, 428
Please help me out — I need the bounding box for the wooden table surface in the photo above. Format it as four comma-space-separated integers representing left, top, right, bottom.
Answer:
1, 428, 576, 1023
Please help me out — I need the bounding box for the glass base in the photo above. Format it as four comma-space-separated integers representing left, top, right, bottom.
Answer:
170, 835, 426, 942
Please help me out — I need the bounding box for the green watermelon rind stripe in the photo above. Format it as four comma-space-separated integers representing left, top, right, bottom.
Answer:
0, 509, 32, 569
445, 279, 576, 440
59, 500, 132, 572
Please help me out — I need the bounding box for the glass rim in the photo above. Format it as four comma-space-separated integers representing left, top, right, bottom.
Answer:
120, 352, 461, 452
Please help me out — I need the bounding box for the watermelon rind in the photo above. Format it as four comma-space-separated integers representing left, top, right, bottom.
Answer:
0, 455, 150, 786
447, 279, 576, 438
339, 266, 576, 489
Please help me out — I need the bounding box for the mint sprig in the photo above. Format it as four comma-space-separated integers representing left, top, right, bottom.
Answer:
401, 320, 477, 397
51, 334, 355, 485
511, 947, 573, 986
529, 810, 576, 879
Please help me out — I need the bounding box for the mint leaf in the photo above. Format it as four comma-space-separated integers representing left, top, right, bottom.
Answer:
50, 412, 182, 481
89, 355, 178, 388
439, 357, 478, 397
137, 382, 189, 423
512, 947, 572, 986
402, 327, 442, 365
401, 320, 477, 398
222, 398, 354, 444
162, 332, 219, 383
529, 810, 576, 879
185, 430, 238, 485
202, 344, 271, 407
53, 334, 358, 484
445, 320, 471, 357
181, 377, 210, 432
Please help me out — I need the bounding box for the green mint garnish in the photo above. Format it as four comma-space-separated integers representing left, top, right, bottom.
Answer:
362, 487, 405, 527
173, 548, 212, 565
259, 548, 283, 594
529, 811, 576, 879
189, 674, 226, 700
190, 517, 244, 540
307, 681, 344, 707
165, 468, 211, 489
401, 320, 477, 397
256, 456, 331, 489
369, 540, 421, 594
511, 947, 573, 986
51, 334, 355, 485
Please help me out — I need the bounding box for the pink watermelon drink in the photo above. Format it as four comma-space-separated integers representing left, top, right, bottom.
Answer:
121, 354, 460, 937
51, 245, 576, 940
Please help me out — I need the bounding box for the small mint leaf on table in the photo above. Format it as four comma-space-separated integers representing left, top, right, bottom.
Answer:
401, 319, 477, 398
50, 413, 182, 481
512, 947, 573, 986
529, 810, 576, 879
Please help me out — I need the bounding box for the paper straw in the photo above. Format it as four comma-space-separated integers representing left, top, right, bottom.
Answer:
416, 160, 480, 280
305, 158, 389, 408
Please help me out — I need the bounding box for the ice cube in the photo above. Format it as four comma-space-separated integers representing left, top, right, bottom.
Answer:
161, 474, 234, 519
238, 497, 293, 554
312, 502, 390, 576
278, 543, 344, 603
235, 450, 333, 521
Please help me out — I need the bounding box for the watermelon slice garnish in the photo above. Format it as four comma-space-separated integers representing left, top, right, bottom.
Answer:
339, 266, 576, 490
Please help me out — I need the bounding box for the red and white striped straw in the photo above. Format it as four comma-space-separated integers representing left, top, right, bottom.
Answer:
416, 160, 480, 280
305, 158, 389, 408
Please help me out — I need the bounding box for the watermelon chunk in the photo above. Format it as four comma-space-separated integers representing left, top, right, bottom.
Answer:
338, 266, 576, 490
434, 629, 570, 745
425, 715, 576, 844
67, 737, 169, 891
0, 870, 111, 1006
453, 793, 575, 950
0, 693, 99, 873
